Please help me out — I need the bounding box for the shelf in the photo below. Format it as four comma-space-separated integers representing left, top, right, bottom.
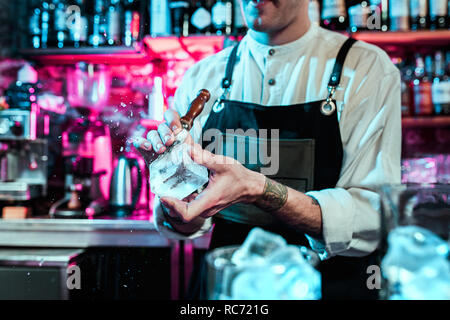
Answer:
352, 30, 450, 46
19, 31, 449, 65
402, 116, 450, 128
19, 44, 150, 65
20, 35, 231, 65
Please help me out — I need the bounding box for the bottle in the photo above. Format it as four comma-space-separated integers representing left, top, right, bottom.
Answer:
53, 0, 68, 48
432, 51, 450, 115
409, 0, 428, 30
29, 0, 41, 49
389, 0, 409, 31
123, 0, 141, 46
211, 0, 233, 35
150, 0, 171, 36
233, 0, 246, 35
394, 57, 413, 117
169, 0, 190, 37
67, 0, 88, 48
348, 1, 371, 32
89, 0, 107, 47
190, 0, 212, 34
41, 1, 51, 48
368, 0, 389, 32
412, 54, 434, 116
308, 0, 321, 26
107, 0, 122, 45
429, 0, 448, 29
321, 0, 348, 31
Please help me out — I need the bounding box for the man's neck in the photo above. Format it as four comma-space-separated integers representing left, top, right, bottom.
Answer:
249, 18, 311, 46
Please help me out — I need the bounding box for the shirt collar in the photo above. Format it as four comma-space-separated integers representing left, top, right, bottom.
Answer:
244, 23, 319, 58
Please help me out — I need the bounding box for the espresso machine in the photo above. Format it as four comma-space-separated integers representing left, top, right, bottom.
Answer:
50, 63, 113, 218
0, 64, 48, 204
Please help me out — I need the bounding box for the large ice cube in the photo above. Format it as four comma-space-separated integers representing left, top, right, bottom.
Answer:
231, 246, 321, 300
400, 259, 450, 300
231, 227, 287, 267
149, 134, 209, 200
381, 225, 450, 300
231, 267, 280, 300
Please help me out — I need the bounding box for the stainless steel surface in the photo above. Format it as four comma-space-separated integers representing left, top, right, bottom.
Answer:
110, 156, 142, 209
0, 248, 84, 300
0, 248, 84, 266
0, 218, 211, 249
0, 139, 48, 200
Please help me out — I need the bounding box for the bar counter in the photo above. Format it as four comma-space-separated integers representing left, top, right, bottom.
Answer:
0, 216, 209, 249
0, 216, 211, 299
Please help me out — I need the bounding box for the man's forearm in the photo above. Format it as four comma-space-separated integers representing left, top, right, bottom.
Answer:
249, 173, 323, 237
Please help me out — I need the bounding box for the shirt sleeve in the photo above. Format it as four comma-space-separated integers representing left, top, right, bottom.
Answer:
152, 64, 213, 239
305, 68, 402, 260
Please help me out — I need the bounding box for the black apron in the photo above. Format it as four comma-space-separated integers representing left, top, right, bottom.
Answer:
190, 38, 379, 300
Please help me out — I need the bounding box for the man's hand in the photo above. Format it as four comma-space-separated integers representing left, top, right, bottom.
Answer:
133, 109, 194, 163
159, 144, 266, 223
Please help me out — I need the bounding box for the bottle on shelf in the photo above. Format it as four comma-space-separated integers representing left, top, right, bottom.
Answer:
429, 0, 448, 30
393, 57, 414, 117
233, 0, 246, 35
107, 0, 122, 45
389, 0, 409, 31
368, 0, 389, 32
169, 0, 190, 37
123, 0, 141, 46
190, 0, 212, 35
321, 0, 348, 31
412, 54, 434, 116
432, 51, 450, 115
150, 0, 171, 37
348, 1, 371, 32
88, 0, 107, 47
409, 0, 428, 30
308, 0, 321, 26
211, 0, 233, 35
67, 0, 89, 48
41, 1, 51, 49
29, 0, 42, 49
53, 0, 68, 48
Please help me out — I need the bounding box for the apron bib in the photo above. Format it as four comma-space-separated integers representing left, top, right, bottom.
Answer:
191, 38, 379, 300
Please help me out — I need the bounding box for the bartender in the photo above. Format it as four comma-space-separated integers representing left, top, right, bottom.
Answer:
138, 0, 401, 299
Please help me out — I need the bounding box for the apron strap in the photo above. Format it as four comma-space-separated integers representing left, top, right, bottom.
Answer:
221, 43, 240, 89
327, 37, 357, 88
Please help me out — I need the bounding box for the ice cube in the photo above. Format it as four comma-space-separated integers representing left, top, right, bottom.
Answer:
231, 253, 321, 300
149, 141, 209, 200
399, 259, 450, 300
381, 225, 450, 300
267, 245, 307, 266
276, 263, 322, 300
231, 228, 287, 267
231, 267, 280, 300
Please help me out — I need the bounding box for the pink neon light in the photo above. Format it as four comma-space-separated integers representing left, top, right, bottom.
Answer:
30, 103, 37, 140
44, 115, 50, 136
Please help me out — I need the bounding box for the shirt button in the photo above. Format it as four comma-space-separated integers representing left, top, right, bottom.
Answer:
268, 49, 275, 56
268, 78, 276, 86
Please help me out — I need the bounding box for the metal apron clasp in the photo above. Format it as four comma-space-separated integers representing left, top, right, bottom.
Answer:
212, 87, 230, 113
321, 85, 337, 116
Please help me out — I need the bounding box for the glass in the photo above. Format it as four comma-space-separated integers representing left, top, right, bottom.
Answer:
205, 245, 320, 300
378, 183, 450, 299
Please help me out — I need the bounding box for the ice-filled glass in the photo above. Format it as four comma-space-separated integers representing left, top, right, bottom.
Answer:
205, 228, 321, 300
378, 184, 450, 300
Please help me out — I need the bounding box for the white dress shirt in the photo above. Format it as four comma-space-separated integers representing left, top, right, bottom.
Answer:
153, 23, 402, 259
